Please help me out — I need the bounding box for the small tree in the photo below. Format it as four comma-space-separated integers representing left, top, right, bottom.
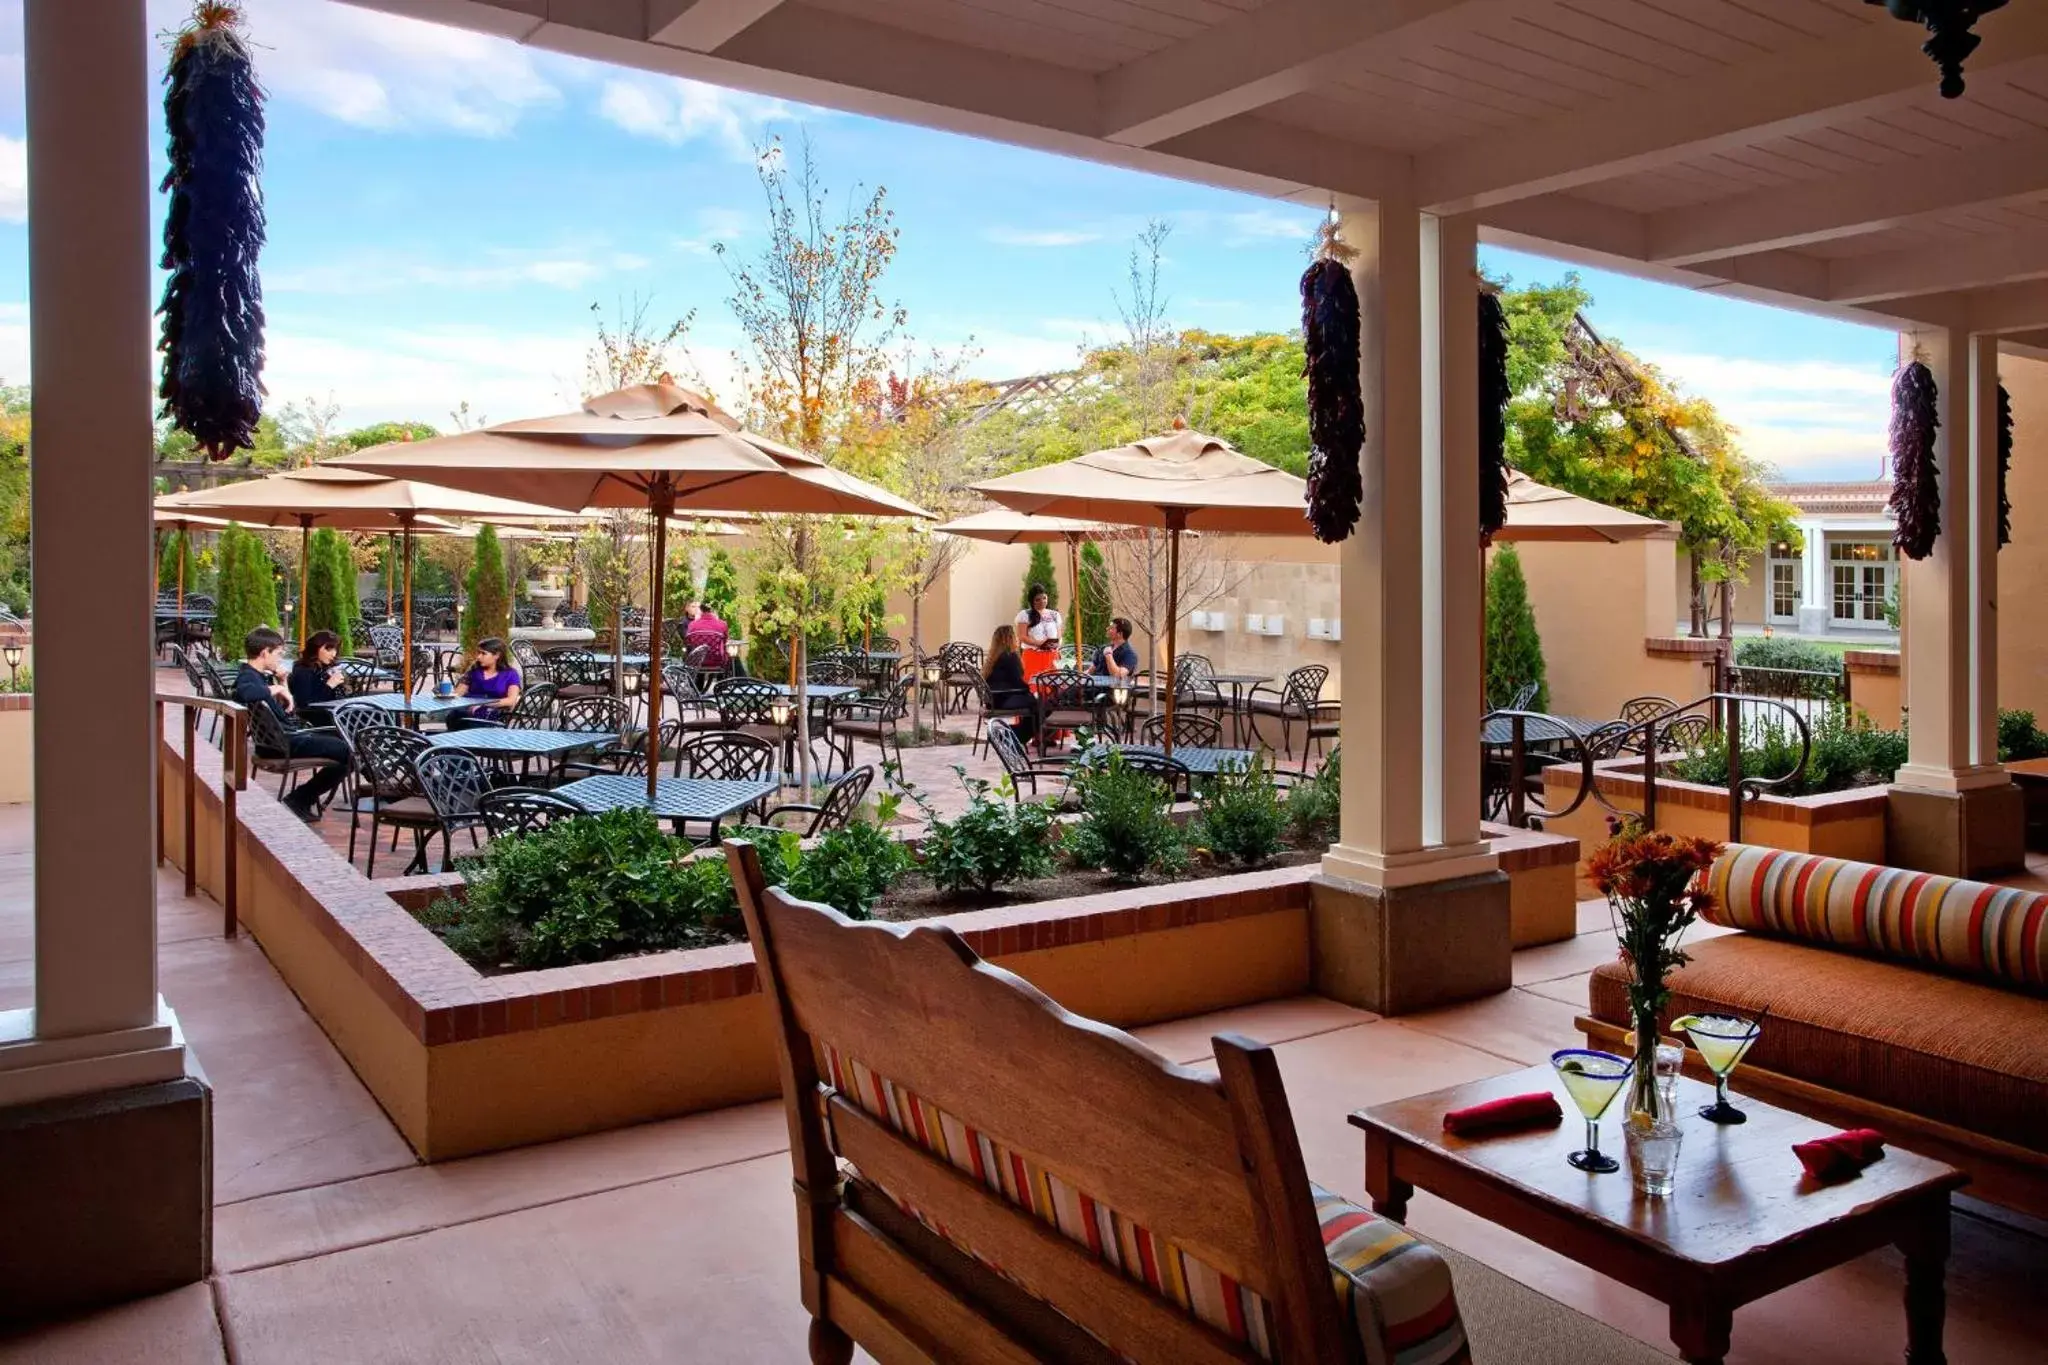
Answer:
1021, 542, 1058, 614
331, 532, 362, 643
303, 527, 354, 654
157, 529, 201, 596
1484, 544, 1549, 712
214, 523, 281, 657
463, 524, 510, 653
1077, 540, 1110, 649
701, 548, 741, 620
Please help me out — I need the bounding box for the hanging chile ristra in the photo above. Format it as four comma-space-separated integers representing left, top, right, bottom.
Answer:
1478, 289, 1512, 545
157, 2, 267, 461
1887, 360, 1942, 560
1301, 220, 1364, 543
1998, 381, 2013, 548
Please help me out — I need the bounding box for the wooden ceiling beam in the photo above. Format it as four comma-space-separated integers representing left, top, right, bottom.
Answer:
1416, 6, 2048, 214
1827, 226, 2048, 306
647, 0, 789, 51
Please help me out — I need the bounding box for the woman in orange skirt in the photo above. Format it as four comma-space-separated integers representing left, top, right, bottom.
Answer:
1016, 582, 1065, 743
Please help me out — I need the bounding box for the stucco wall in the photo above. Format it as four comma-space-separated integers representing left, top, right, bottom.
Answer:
1511, 532, 1712, 718
1997, 353, 2048, 723
0, 698, 29, 803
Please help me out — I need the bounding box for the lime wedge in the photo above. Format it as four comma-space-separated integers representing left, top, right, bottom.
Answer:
1558, 1059, 1585, 1074
1672, 1015, 1702, 1032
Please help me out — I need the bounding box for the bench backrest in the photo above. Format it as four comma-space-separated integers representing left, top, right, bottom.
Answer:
725, 839, 1358, 1364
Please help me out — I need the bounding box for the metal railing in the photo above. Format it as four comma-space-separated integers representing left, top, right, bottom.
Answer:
154, 691, 248, 939
1485, 692, 1813, 843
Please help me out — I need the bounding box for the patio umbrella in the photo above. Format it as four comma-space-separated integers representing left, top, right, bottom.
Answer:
332, 382, 930, 797
935, 508, 1112, 653
152, 506, 240, 641
1495, 471, 1668, 545
974, 427, 1309, 753
158, 467, 556, 688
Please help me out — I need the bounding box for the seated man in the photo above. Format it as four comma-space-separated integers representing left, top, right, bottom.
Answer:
1091, 616, 1140, 679
682, 599, 730, 669
234, 626, 352, 823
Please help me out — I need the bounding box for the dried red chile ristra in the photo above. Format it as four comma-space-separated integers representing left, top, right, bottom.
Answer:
1888, 360, 1941, 561
1301, 255, 1364, 543
1998, 381, 2012, 548
1479, 290, 1511, 545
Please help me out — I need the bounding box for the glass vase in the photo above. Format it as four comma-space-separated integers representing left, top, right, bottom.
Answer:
1625, 1013, 1683, 1197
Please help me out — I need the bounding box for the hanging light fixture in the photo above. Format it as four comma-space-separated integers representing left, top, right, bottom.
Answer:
1867, 1, 2009, 99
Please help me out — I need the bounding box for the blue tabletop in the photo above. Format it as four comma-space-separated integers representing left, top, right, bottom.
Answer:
340, 693, 476, 716
553, 774, 780, 822
426, 727, 614, 756
1105, 743, 1259, 775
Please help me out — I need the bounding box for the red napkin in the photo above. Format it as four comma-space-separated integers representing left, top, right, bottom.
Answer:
1793, 1128, 1887, 1183
1443, 1092, 1563, 1136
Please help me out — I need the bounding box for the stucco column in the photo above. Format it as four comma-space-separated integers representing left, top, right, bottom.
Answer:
1968, 334, 2002, 770
0, 0, 187, 1102
1896, 328, 2001, 792
1323, 202, 1494, 889
1797, 518, 1828, 632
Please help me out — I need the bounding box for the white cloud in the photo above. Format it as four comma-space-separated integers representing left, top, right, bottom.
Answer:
1634, 346, 1892, 482
1219, 208, 1317, 244
675, 207, 752, 256
0, 136, 22, 223
261, 322, 590, 426
268, 243, 652, 295
0, 301, 26, 383
596, 75, 793, 160
984, 226, 1102, 248
210, 0, 562, 136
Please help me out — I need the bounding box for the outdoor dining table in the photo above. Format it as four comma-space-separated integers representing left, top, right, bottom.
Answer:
426, 727, 613, 760
552, 773, 780, 835
1104, 743, 1259, 776
589, 652, 653, 669
1199, 672, 1271, 743
1478, 713, 1601, 747
338, 693, 477, 725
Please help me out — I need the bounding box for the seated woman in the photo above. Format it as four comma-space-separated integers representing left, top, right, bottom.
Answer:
288, 630, 346, 722
983, 623, 1038, 746
448, 636, 523, 730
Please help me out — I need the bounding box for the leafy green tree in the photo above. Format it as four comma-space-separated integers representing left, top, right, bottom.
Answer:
1078, 540, 1110, 648
701, 548, 741, 620
303, 527, 355, 654
463, 525, 510, 652
0, 384, 29, 613
1021, 542, 1058, 613
157, 529, 202, 596
214, 524, 280, 657
330, 533, 361, 643
340, 421, 439, 450
1484, 544, 1548, 712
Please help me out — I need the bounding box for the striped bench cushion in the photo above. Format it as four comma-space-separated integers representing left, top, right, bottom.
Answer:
823, 1046, 1468, 1364
1707, 844, 2048, 992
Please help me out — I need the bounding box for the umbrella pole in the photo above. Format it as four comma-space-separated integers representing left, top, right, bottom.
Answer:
646, 487, 673, 802
402, 517, 415, 697
1164, 511, 1184, 759
385, 534, 394, 623
174, 525, 185, 629
1067, 535, 1080, 654
298, 517, 311, 650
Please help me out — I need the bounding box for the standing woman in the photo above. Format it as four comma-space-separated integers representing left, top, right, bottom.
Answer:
1014, 582, 1062, 682
983, 624, 1038, 746
449, 636, 523, 730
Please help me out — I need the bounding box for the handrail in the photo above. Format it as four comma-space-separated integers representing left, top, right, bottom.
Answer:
1479, 710, 1600, 828
153, 691, 249, 938
1576, 691, 1812, 841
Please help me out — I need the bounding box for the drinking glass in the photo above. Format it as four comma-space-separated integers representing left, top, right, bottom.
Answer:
1680, 1013, 1761, 1124
1550, 1048, 1632, 1174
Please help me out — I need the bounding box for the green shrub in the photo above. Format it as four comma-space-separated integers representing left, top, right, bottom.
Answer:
157, 528, 202, 594
1021, 542, 1059, 614
1065, 752, 1186, 884
1285, 747, 1341, 847
304, 527, 355, 655
920, 770, 1057, 896
1077, 540, 1110, 650
1668, 706, 1903, 798
701, 548, 741, 621
786, 821, 914, 919
1999, 709, 2048, 762
213, 523, 281, 656
1732, 637, 1843, 675
1192, 755, 1287, 868
1483, 544, 1548, 711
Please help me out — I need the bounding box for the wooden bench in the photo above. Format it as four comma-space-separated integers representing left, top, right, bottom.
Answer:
726, 839, 1471, 1364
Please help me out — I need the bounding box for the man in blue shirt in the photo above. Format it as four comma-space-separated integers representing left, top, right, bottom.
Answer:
1093, 617, 1140, 679
233, 626, 352, 822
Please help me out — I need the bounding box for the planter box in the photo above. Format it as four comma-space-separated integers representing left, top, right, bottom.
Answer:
1541, 757, 1888, 881
160, 734, 1315, 1161
0, 694, 29, 804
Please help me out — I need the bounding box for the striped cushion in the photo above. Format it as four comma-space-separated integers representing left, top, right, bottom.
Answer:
1708, 844, 2048, 992
823, 1046, 1468, 1364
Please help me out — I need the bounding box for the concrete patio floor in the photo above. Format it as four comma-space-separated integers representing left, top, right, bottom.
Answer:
2, 802, 2044, 1363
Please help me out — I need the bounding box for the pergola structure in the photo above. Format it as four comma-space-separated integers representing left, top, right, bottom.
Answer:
8, 0, 2044, 1318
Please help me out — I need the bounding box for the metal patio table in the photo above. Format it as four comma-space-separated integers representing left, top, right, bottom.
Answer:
552, 773, 780, 835
1100, 743, 1259, 776
338, 693, 477, 726
428, 724, 618, 782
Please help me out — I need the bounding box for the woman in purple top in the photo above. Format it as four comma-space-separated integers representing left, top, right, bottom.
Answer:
448, 637, 523, 729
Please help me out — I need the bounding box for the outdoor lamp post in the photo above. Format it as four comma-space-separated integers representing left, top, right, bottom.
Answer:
770, 698, 792, 730
3, 641, 21, 689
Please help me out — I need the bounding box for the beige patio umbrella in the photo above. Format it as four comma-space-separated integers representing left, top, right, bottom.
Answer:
158, 467, 558, 689
935, 508, 1113, 652
974, 427, 1310, 753
1495, 470, 1669, 544
152, 506, 236, 632
333, 382, 931, 797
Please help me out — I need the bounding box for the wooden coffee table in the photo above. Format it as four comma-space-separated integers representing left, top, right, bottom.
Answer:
1350, 1065, 1967, 1365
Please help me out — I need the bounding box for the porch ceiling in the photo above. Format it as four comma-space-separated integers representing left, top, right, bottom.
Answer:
348, 0, 2048, 337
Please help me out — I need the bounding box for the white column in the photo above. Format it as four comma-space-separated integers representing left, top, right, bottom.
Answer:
0, 0, 187, 1105
1325, 202, 1493, 889
1968, 334, 2002, 769
1423, 213, 1486, 853
1799, 518, 1827, 620
1896, 327, 2004, 792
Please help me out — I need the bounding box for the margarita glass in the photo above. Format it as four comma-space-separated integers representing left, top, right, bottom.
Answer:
1678, 1013, 1761, 1124
1551, 1048, 1632, 1173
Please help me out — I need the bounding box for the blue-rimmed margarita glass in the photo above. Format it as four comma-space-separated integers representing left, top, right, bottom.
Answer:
1550, 1048, 1633, 1174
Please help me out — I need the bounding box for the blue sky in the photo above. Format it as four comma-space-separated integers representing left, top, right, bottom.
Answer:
0, 0, 1898, 481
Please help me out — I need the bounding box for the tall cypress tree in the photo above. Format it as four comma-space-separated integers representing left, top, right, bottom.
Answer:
1483, 543, 1549, 712
331, 532, 361, 650
303, 527, 354, 654
1020, 542, 1058, 612
701, 548, 740, 621
214, 524, 279, 658
157, 529, 201, 595
463, 524, 510, 653
1078, 540, 1110, 649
